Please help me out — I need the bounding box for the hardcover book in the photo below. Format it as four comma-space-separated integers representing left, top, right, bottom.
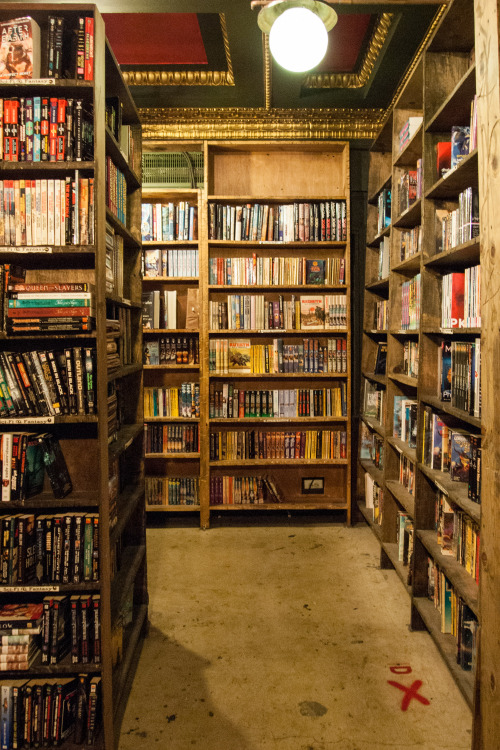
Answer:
305, 259, 325, 285
299, 296, 325, 330
228, 339, 251, 374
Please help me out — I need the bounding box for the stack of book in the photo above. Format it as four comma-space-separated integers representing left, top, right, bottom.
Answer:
0, 602, 43, 671
6, 282, 95, 335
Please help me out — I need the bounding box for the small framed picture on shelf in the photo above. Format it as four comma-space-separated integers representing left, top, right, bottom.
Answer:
302, 477, 324, 495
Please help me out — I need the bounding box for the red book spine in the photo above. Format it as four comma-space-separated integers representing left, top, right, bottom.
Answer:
85, 17, 94, 81
3, 98, 11, 162
56, 99, 66, 161
40, 98, 49, 161
10, 99, 19, 162
49, 98, 58, 162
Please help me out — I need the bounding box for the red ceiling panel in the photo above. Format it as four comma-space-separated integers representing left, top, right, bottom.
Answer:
319, 14, 372, 72
102, 13, 208, 65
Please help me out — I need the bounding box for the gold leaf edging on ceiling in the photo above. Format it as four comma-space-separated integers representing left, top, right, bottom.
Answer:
123, 13, 234, 87
140, 107, 385, 141
304, 12, 394, 90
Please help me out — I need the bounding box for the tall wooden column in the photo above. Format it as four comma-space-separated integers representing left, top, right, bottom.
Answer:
474, 0, 500, 745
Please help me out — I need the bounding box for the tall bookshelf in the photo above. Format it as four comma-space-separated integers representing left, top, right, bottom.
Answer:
357, 0, 500, 743
142, 141, 352, 526
0, 5, 146, 748
141, 144, 205, 524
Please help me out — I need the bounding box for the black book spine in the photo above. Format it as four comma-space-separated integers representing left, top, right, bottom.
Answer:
54, 17, 64, 78
47, 351, 69, 414
64, 347, 77, 415
62, 514, 73, 584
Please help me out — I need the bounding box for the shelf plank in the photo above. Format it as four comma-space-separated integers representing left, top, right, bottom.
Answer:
391, 252, 422, 275
210, 502, 348, 511
143, 276, 199, 281
381, 541, 412, 596
209, 459, 348, 466
144, 416, 200, 423
362, 370, 387, 386
208, 328, 348, 336
209, 416, 347, 424
386, 436, 417, 463
143, 364, 200, 370
360, 414, 385, 437
110, 483, 146, 547
109, 424, 144, 461
412, 597, 474, 709
359, 459, 384, 487
425, 64, 476, 133
111, 545, 146, 622
146, 505, 201, 512
388, 371, 418, 388
385, 479, 415, 517
105, 209, 141, 249
416, 529, 479, 615
208, 240, 346, 248
392, 198, 422, 229
145, 453, 200, 459
425, 150, 478, 199
365, 277, 389, 296
393, 124, 423, 168
209, 372, 348, 379
424, 237, 480, 268
357, 501, 382, 542
105, 126, 140, 190
367, 225, 391, 248
421, 394, 481, 429
418, 463, 480, 524
208, 284, 348, 292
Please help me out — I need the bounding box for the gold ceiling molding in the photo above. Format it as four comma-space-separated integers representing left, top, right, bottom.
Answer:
304, 12, 394, 90
140, 107, 385, 141
384, 3, 447, 113
123, 13, 234, 87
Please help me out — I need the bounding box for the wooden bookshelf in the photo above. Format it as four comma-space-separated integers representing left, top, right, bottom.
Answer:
357, 0, 498, 742
0, 6, 146, 748
142, 141, 352, 524
141, 147, 205, 521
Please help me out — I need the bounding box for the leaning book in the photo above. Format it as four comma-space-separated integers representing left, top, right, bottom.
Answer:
0, 17, 41, 79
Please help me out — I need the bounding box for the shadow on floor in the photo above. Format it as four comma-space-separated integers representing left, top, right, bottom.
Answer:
119, 624, 251, 749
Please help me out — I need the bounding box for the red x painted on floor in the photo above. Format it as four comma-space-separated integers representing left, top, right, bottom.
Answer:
387, 679, 430, 711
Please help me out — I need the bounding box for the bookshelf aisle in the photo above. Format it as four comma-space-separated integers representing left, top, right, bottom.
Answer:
0, 6, 146, 748
142, 141, 352, 526
357, 0, 500, 743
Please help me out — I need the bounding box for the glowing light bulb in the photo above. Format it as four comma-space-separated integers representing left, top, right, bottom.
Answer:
269, 6, 328, 73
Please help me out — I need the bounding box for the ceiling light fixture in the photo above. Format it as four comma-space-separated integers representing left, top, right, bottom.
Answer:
257, 0, 338, 73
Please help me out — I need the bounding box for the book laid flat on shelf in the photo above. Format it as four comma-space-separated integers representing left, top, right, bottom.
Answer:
0, 17, 41, 80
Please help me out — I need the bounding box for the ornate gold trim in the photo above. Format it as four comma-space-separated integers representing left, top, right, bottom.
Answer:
123, 13, 234, 87
304, 13, 394, 90
384, 4, 447, 113
140, 107, 384, 141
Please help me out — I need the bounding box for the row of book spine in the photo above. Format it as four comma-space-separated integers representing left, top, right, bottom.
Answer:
143, 248, 199, 279
0, 673, 100, 748
141, 201, 198, 242
396, 164, 422, 217
42, 593, 100, 666
450, 339, 481, 416
1, 512, 99, 586
441, 267, 481, 328
106, 157, 126, 226
376, 189, 391, 236
359, 422, 384, 468
399, 225, 421, 262
142, 289, 177, 331
435, 493, 479, 582
209, 429, 347, 461
403, 340, 419, 378
399, 454, 415, 495
209, 475, 283, 505
375, 299, 388, 331
0, 174, 94, 247
377, 237, 390, 280
143, 336, 199, 366
438, 187, 479, 252
393, 396, 418, 448
422, 407, 481, 502
0, 96, 93, 163
145, 476, 199, 507
144, 424, 199, 455
427, 559, 477, 672
363, 472, 383, 525
209, 337, 347, 375
0, 346, 96, 418
401, 273, 421, 330
209, 294, 347, 331
208, 200, 348, 243
208, 256, 346, 286
362, 379, 385, 423
144, 383, 201, 419
43, 14, 95, 80
209, 385, 347, 419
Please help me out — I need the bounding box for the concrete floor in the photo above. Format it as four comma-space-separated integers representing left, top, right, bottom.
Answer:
120, 519, 472, 749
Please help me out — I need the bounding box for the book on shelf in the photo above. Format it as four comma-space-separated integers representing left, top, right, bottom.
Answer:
0, 17, 41, 80
451, 125, 470, 169
398, 116, 422, 151
378, 237, 390, 279
146, 476, 199, 507
145, 423, 199, 454
299, 296, 325, 330
436, 141, 451, 178
439, 340, 452, 401
305, 259, 325, 285
393, 396, 418, 448
377, 189, 391, 235
363, 379, 384, 422
402, 339, 418, 378
228, 339, 252, 374
209, 428, 347, 461
209, 475, 283, 505
441, 269, 481, 328
359, 421, 373, 460
374, 343, 387, 375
